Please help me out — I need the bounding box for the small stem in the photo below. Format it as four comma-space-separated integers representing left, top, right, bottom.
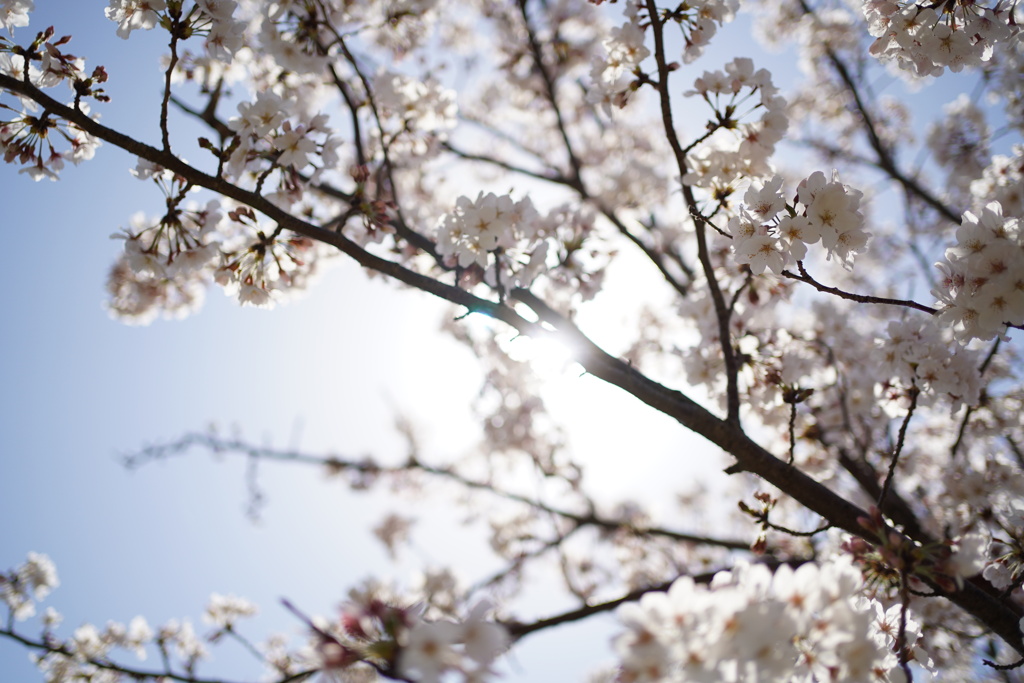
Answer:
160, 29, 180, 153
879, 385, 919, 509
898, 571, 914, 682
646, 0, 741, 424
788, 402, 797, 466
784, 261, 937, 315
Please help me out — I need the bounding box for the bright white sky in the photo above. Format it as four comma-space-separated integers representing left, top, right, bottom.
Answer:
0, 2, 995, 682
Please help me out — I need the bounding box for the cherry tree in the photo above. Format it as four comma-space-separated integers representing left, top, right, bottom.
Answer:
2, 0, 1024, 681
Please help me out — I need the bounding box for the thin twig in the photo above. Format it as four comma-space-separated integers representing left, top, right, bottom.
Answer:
783, 261, 938, 315
124, 432, 753, 551
950, 338, 1002, 459
0, 626, 302, 683
898, 571, 914, 682
505, 558, 810, 640
788, 402, 798, 466
517, 0, 583, 183
879, 385, 920, 509
645, 0, 741, 424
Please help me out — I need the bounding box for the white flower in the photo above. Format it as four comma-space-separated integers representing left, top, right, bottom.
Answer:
230, 92, 287, 138
612, 558, 898, 682
436, 192, 521, 269
0, 0, 33, 35
460, 602, 509, 667
20, 552, 58, 600
375, 72, 457, 134
398, 620, 462, 683
105, 0, 166, 40
204, 593, 258, 630
950, 534, 988, 580
42, 607, 63, 630
744, 175, 786, 221
934, 202, 1024, 342
373, 513, 415, 558
984, 562, 1013, 590
273, 122, 318, 169
72, 623, 109, 660
735, 231, 785, 275
125, 616, 153, 659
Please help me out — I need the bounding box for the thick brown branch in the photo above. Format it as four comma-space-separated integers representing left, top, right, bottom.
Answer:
0, 73, 540, 336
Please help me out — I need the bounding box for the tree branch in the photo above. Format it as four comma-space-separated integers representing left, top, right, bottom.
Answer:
123, 432, 753, 551
0, 626, 313, 683
5, 70, 1022, 657
645, 0, 741, 424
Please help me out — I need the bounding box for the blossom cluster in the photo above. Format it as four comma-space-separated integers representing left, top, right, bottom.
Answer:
437, 192, 604, 300
2, 553, 506, 683
1, 553, 236, 682
226, 90, 341, 189
983, 501, 1024, 591
933, 202, 1024, 342
396, 602, 509, 683
729, 171, 869, 274
864, 0, 1020, 77
612, 558, 912, 682
667, 0, 740, 64
204, 592, 258, 629
104, 0, 165, 39
214, 224, 323, 308
971, 144, 1024, 220
36, 617, 159, 679
683, 58, 788, 191
875, 317, 982, 408
0, 552, 58, 620
297, 588, 510, 683
118, 170, 224, 281
106, 164, 330, 320
0, 28, 102, 180
105, 0, 245, 61
588, 15, 650, 112
106, 253, 208, 324
106, 164, 223, 322
926, 94, 990, 190
374, 71, 458, 156
435, 191, 544, 285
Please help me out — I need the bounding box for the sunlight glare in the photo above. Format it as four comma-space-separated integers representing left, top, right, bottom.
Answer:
502, 333, 583, 379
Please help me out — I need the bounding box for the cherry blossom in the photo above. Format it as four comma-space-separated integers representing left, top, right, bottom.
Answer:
1, 0, 1024, 681
934, 202, 1024, 341
105, 0, 166, 40
0, 0, 32, 35
730, 171, 868, 274
613, 559, 907, 682
203, 594, 258, 630
864, 0, 1019, 77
